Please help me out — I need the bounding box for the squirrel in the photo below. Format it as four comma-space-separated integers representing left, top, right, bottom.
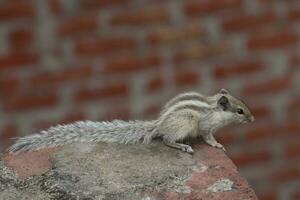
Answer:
8, 89, 254, 154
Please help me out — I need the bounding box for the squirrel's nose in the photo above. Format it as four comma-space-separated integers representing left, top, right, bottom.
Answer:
249, 116, 255, 122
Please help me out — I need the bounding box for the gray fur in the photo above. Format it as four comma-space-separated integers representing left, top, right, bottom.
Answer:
153, 89, 254, 153
8, 120, 157, 154
8, 89, 254, 154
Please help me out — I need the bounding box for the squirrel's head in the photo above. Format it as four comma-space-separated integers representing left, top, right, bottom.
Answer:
216, 89, 255, 124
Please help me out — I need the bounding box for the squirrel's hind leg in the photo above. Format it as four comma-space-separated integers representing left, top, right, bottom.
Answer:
163, 138, 194, 153
158, 109, 200, 154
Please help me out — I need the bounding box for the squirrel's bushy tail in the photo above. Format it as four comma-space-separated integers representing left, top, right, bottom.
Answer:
8, 120, 158, 154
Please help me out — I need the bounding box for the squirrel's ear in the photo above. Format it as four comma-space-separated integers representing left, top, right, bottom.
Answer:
219, 88, 229, 94
218, 96, 230, 110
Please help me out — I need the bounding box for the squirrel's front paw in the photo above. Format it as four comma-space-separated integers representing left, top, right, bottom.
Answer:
181, 145, 194, 154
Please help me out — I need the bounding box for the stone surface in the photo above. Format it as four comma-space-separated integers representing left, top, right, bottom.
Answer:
0, 141, 258, 200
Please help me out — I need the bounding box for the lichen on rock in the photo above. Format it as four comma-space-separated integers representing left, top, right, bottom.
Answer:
0, 141, 258, 200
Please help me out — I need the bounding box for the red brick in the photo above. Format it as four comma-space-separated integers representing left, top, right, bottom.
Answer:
289, 97, 300, 111
214, 60, 264, 79
0, 123, 17, 141
146, 77, 164, 93
33, 121, 56, 131
242, 75, 292, 95
0, 52, 38, 70
60, 111, 86, 124
250, 105, 272, 119
34, 111, 86, 131
245, 125, 283, 142
258, 0, 275, 5
147, 24, 204, 45
245, 122, 299, 142
1, 139, 258, 200
247, 31, 298, 51
257, 191, 278, 200
174, 70, 199, 87
0, 1, 34, 21
259, 0, 299, 6
174, 43, 230, 63
288, 8, 300, 21
9, 28, 33, 50
184, 0, 242, 17
0, 76, 19, 96
29, 72, 59, 87
58, 15, 98, 37
289, 53, 300, 70
111, 7, 170, 26
293, 191, 300, 200
215, 130, 235, 145
286, 121, 300, 132
231, 150, 271, 166
143, 104, 161, 117
3, 93, 59, 112
49, 0, 61, 15
284, 142, 300, 160
0, 122, 18, 152
184, 144, 258, 199
29, 65, 93, 86
222, 12, 277, 32
272, 166, 300, 183
103, 107, 131, 121
79, 0, 129, 9
74, 83, 129, 102
103, 55, 160, 74
75, 37, 136, 56
60, 65, 92, 81
2, 148, 59, 179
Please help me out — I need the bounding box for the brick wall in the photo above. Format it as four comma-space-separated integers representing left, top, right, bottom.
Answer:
0, 0, 299, 199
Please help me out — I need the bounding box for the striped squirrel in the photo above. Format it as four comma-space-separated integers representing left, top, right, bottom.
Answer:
8, 89, 254, 154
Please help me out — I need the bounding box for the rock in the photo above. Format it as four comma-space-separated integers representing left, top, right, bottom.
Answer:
0, 141, 258, 200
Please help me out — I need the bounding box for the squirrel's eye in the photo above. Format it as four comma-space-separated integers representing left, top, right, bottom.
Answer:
237, 108, 244, 115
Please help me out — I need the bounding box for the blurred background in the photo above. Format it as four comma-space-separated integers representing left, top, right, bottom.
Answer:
0, 0, 299, 199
